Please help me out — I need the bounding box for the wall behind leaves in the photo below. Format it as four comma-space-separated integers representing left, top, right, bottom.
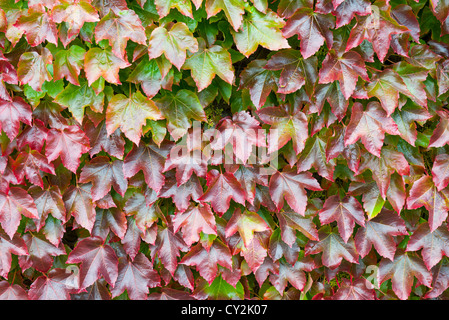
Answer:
0, 0, 449, 300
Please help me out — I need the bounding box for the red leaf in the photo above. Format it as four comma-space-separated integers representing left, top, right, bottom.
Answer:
407, 175, 449, 232
84, 119, 125, 159
123, 142, 171, 193
110, 253, 161, 300
66, 236, 119, 289
150, 226, 188, 276
79, 156, 128, 201
45, 125, 90, 173
407, 222, 449, 270
304, 227, 359, 268
94, 9, 146, 60
63, 184, 96, 233
282, 8, 335, 59
0, 187, 38, 239
319, 195, 365, 243
354, 209, 408, 261
180, 240, 232, 285
0, 229, 28, 278
198, 169, 246, 215
19, 232, 66, 273
269, 167, 322, 215
0, 96, 32, 141
378, 250, 432, 300
344, 101, 400, 157
173, 203, 217, 246
15, 6, 58, 47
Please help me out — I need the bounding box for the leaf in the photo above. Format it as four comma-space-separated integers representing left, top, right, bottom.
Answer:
28, 268, 77, 300
123, 142, 170, 193
378, 250, 432, 300
198, 169, 246, 215
154, 90, 206, 141
233, 165, 268, 206
209, 111, 265, 164
407, 222, 449, 270
66, 236, 119, 289
346, 1, 408, 62
20, 232, 66, 273
0, 282, 28, 300
365, 68, 412, 116
55, 81, 104, 124
318, 46, 369, 100
296, 133, 336, 182
265, 49, 318, 95
333, 0, 371, 28
173, 203, 217, 246
0, 187, 38, 239
63, 184, 96, 232
319, 195, 365, 243
53, 45, 86, 86
79, 156, 127, 202
110, 253, 161, 300
354, 209, 407, 261
432, 154, 449, 191
429, 110, 449, 148
276, 209, 319, 245
15, 6, 58, 46
282, 7, 335, 59
92, 0, 128, 16
391, 102, 432, 146
95, 10, 146, 60
357, 147, 410, 199
257, 105, 309, 155
127, 56, 172, 98
163, 149, 207, 186
84, 47, 131, 86
344, 101, 400, 157
331, 278, 376, 300
0, 96, 32, 141
123, 190, 159, 232
0, 229, 28, 278
269, 256, 316, 295
148, 22, 199, 70
154, 0, 193, 18
232, 7, 289, 57
180, 240, 232, 284
407, 175, 449, 232
225, 208, 270, 247
238, 59, 278, 109
151, 224, 189, 275
84, 120, 125, 160
425, 259, 449, 299
45, 125, 90, 173
269, 167, 322, 215
29, 185, 66, 233
12, 148, 55, 188
17, 48, 53, 92
52, 0, 100, 40
106, 91, 163, 145
304, 227, 359, 268
159, 171, 203, 212
205, 0, 245, 31
183, 38, 234, 92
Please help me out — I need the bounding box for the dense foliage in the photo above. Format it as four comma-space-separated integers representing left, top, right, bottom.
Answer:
1, 0, 449, 300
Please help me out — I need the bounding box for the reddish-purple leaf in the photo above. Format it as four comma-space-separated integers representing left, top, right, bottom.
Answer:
319, 195, 365, 243
198, 169, 246, 215
110, 254, 161, 300
66, 236, 119, 289
180, 240, 232, 285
